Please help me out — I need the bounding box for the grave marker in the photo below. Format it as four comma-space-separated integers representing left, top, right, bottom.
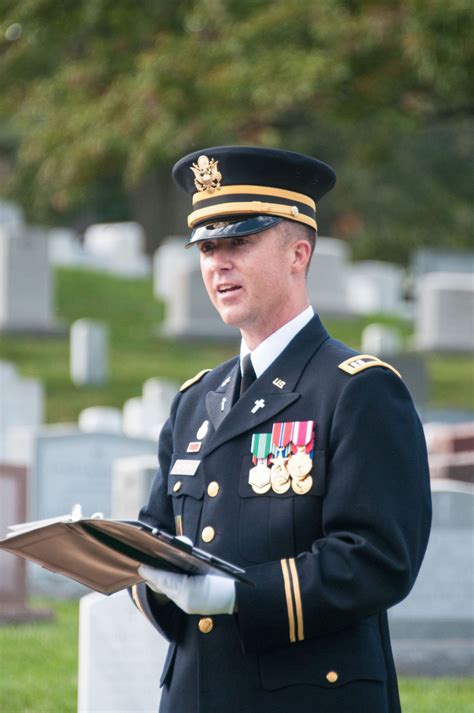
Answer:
390, 480, 474, 675
78, 590, 167, 712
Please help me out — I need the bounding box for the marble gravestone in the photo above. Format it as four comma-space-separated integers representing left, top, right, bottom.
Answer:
0, 360, 44, 462
142, 378, 177, 439
83, 222, 151, 278
0, 226, 56, 333
78, 590, 167, 713
160, 264, 237, 340
48, 227, 86, 268
348, 261, 405, 316
122, 397, 146, 439
0, 199, 24, 229
28, 427, 156, 597
153, 236, 199, 301
390, 480, 474, 675
0, 464, 52, 623
415, 273, 474, 352
307, 237, 350, 316
111, 454, 157, 520
79, 407, 123, 434
70, 319, 109, 387
411, 247, 474, 281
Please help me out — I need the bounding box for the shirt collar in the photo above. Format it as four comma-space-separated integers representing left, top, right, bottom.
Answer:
240, 305, 314, 378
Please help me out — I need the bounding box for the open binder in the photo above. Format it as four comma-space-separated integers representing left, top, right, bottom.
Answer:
0, 515, 249, 595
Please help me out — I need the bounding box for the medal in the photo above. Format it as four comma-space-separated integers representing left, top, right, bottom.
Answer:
270, 453, 291, 494
249, 433, 272, 494
288, 448, 313, 478
291, 475, 313, 495
249, 461, 272, 493
288, 421, 314, 479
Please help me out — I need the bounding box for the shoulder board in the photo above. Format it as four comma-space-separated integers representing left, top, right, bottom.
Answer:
179, 369, 212, 392
338, 354, 401, 379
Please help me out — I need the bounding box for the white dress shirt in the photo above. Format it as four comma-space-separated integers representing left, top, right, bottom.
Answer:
240, 305, 314, 378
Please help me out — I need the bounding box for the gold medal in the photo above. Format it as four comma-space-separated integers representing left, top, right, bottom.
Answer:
272, 478, 291, 494
251, 481, 272, 494
291, 475, 313, 495
249, 462, 271, 491
270, 454, 290, 494
288, 448, 313, 479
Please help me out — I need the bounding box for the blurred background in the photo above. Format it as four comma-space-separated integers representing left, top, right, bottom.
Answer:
0, 2, 472, 712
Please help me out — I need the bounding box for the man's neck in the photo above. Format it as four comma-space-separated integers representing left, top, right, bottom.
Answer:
240, 299, 311, 351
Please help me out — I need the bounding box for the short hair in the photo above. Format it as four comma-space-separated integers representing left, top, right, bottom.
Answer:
278, 219, 317, 272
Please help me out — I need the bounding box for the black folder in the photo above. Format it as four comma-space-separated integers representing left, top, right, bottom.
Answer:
0, 518, 250, 595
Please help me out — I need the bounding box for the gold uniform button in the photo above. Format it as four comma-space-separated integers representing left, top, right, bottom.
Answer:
198, 617, 214, 634
201, 526, 215, 543
326, 671, 338, 684
172, 480, 182, 493
207, 481, 220, 497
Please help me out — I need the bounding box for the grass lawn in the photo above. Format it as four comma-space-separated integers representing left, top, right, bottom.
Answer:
0, 600, 472, 712
0, 269, 472, 711
0, 267, 472, 423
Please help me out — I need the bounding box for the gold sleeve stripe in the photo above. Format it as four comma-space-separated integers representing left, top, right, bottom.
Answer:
288, 558, 304, 642
175, 515, 183, 536
280, 559, 296, 643
192, 184, 316, 210
188, 202, 317, 231
131, 584, 147, 619
338, 354, 401, 379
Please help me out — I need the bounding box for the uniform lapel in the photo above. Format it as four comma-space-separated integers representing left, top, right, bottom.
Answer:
205, 359, 240, 432
203, 316, 329, 456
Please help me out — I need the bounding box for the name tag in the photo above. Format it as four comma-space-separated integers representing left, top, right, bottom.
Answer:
170, 459, 201, 476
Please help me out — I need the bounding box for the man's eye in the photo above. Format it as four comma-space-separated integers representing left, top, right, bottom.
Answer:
199, 242, 215, 253
232, 237, 249, 247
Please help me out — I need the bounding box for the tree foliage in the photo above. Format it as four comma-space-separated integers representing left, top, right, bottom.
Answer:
0, 0, 472, 259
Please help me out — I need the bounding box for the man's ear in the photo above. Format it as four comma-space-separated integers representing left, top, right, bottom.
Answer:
291, 239, 312, 274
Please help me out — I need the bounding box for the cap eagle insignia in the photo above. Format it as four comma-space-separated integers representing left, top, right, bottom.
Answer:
190, 155, 222, 193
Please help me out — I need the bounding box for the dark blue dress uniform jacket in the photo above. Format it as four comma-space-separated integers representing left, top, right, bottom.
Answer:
130, 315, 432, 713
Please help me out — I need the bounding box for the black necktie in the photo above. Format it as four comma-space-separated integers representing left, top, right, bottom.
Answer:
240, 354, 257, 395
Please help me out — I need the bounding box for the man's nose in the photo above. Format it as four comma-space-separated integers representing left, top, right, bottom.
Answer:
209, 245, 233, 270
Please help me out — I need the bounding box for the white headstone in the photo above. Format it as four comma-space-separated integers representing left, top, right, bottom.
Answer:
78, 590, 167, 713
307, 237, 350, 315
0, 226, 55, 332
70, 319, 108, 386
48, 227, 85, 267
28, 427, 156, 596
111, 454, 157, 520
412, 247, 474, 280
160, 265, 237, 340
122, 397, 146, 439
348, 261, 405, 315
0, 199, 24, 229
390, 480, 474, 675
415, 272, 474, 352
153, 236, 199, 301
0, 362, 44, 461
78, 407, 123, 434
83, 222, 151, 278
361, 324, 402, 356
142, 378, 177, 439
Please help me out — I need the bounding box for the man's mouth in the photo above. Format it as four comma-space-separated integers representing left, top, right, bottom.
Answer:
217, 284, 241, 294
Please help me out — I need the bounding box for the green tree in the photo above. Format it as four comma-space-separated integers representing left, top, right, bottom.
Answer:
0, 0, 472, 259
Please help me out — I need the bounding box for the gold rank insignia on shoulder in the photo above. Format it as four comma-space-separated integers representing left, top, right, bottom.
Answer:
338, 354, 401, 379
190, 155, 222, 194
179, 369, 212, 392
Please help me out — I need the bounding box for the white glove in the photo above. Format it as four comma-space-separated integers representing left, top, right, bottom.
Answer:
138, 565, 236, 615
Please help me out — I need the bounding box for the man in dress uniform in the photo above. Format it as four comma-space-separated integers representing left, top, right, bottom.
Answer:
130, 146, 432, 713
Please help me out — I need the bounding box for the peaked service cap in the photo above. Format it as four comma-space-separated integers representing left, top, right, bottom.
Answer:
172, 146, 336, 246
